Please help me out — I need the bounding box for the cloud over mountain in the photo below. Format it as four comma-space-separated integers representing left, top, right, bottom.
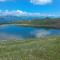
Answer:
0, 10, 54, 16
0, 10, 56, 17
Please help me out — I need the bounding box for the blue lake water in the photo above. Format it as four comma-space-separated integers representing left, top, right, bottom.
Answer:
0, 25, 60, 40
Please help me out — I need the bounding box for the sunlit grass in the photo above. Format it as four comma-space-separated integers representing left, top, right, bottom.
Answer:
0, 36, 60, 60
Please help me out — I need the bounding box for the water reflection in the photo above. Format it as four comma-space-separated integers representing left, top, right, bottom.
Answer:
0, 25, 60, 40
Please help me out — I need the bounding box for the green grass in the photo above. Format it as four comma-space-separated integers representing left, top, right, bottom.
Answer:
0, 36, 60, 60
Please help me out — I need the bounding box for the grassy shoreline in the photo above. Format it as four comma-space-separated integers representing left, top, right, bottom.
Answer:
0, 36, 60, 60
0, 24, 60, 29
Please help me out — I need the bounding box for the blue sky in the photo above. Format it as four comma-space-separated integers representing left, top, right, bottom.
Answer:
0, 0, 60, 17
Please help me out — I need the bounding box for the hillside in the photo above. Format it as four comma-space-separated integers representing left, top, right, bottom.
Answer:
0, 17, 60, 29
0, 36, 60, 60
12, 17, 60, 29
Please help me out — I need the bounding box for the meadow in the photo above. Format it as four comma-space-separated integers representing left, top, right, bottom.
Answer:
0, 36, 60, 60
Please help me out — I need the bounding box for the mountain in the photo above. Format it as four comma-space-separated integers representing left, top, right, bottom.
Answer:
0, 15, 45, 23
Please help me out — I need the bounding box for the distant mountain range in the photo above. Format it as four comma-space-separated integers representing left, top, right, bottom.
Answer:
0, 15, 45, 23
0, 14, 59, 24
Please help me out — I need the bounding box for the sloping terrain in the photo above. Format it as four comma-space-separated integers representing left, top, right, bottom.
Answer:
0, 36, 60, 60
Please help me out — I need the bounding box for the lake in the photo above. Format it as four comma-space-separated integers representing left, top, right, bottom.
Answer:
0, 25, 60, 40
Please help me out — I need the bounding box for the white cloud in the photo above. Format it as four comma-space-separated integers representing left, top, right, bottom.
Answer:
30, 0, 52, 5
0, 10, 59, 17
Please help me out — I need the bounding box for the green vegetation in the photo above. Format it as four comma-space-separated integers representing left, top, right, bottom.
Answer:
10, 17, 60, 29
12, 17, 60, 25
0, 17, 60, 29
0, 36, 60, 60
